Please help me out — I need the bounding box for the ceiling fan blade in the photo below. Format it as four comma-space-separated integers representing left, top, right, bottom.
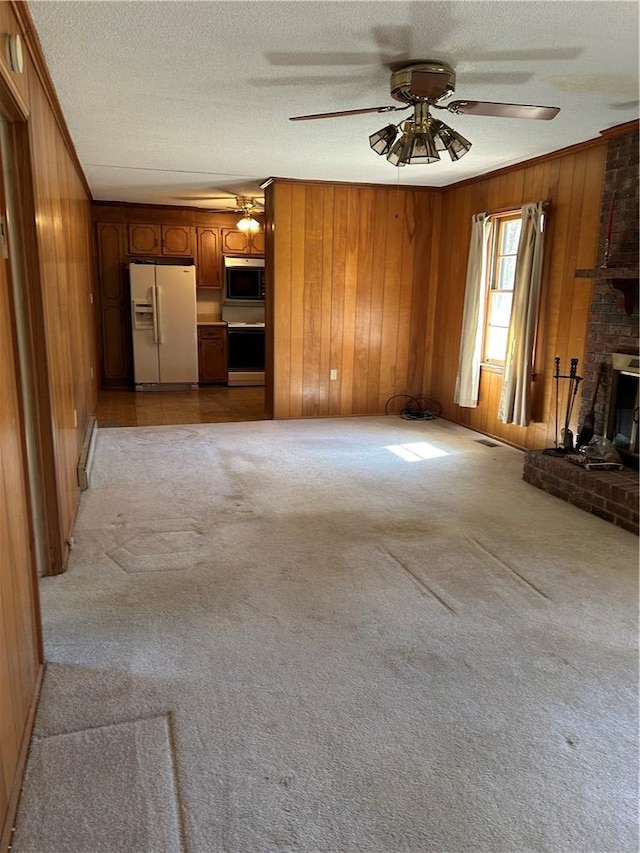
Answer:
267, 52, 382, 67
446, 100, 560, 120
289, 105, 408, 121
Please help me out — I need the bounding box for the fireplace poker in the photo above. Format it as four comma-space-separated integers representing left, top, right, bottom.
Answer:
562, 358, 579, 450
567, 373, 583, 431
576, 363, 604, 448
554, 356, 560, 448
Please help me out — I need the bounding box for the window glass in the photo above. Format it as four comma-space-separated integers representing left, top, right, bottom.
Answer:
488, 291, 512, 327
483, 214, 522, 365
485, 326, 509, 362
497, 255, 517, 289
501, 219, 521, 255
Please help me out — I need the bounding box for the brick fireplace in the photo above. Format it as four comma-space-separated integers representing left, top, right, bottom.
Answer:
578, 123, 639, 435
523, 122, 639, 534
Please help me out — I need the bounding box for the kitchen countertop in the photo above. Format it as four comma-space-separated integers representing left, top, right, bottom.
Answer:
196, 316, 226, 326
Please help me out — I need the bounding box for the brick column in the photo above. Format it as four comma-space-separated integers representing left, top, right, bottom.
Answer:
578, 126, 639, 432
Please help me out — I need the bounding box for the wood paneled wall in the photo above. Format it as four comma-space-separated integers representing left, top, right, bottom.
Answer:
27, 60, 97, 558
267, 180, 440, 418
428, 142, 607, 450
1, 2, 97, 848
0, 139, 42, 853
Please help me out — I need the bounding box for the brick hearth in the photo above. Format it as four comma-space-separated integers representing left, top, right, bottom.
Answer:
524, 451, 639, 535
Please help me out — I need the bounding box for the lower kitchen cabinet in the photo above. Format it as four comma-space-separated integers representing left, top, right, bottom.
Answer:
198, 325, 227, 383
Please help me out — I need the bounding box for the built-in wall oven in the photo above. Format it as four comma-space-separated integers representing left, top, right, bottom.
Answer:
224, 256, 265, 301
221, 256, 266, 386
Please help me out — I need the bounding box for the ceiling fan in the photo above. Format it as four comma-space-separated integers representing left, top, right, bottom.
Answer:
289, 61, 560, 166
234, 198, 262, 232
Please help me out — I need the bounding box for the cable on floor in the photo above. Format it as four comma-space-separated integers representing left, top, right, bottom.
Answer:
384, 394, 442, 420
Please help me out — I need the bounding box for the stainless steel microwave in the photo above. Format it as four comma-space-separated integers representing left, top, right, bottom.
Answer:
224, 256, 265, 301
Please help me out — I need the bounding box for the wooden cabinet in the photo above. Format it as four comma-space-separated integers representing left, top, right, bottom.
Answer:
96, 222, 132, 386
198, 325, 227, 383
128, 223, 194, 257
162, 224, 194, 256
250, 229, 265, 255
221, 227, 264, 256
196, 227, 221, 287
128, 223, 161, 255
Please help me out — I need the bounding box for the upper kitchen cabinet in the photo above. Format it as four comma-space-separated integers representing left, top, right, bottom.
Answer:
128, 223, 194, 257
128, 223, 160, 255
251, 229, 265, 255
221, 227, 264, 256
162, 224, 194, 256
196, 227, 221, 287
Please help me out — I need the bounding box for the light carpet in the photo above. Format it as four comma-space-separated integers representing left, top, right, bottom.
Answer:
12, 416, 639, 853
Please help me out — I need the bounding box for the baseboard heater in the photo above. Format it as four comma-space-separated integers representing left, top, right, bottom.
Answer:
77, 416, 97, 490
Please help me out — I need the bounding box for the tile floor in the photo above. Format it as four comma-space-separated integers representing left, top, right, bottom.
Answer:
96, 386, 266, 427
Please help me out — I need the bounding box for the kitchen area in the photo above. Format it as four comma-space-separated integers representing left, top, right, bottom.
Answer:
93, 203, 269, 426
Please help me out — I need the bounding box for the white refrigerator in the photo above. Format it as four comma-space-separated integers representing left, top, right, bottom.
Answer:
130, 264, 198, 387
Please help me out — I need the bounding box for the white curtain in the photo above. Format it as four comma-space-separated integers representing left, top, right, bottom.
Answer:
498, 202, 546, 426
454, 213, 491, 408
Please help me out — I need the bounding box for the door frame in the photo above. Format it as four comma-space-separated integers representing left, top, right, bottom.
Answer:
0, 100, 63, 578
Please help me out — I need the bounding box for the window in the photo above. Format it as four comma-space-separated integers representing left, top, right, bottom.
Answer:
456, 201, 546, 423
483, 214, 522, 366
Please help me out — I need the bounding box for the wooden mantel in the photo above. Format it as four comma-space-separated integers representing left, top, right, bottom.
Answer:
575, 267, 639, 314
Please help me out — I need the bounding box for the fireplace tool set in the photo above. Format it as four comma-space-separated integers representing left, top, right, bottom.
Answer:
544, 357, 625, 469
546, 356, 583, 454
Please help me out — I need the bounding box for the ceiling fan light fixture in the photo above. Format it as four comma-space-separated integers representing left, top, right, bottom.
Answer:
369, 123, 399, 155
385, 125, 412, 167
236, 199, 261, 232
237, 214, 260, 232
401, 131, 441, 164
435, 124, 472, 161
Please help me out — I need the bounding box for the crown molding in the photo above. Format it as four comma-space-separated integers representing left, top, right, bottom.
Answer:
599, 120, 639, 140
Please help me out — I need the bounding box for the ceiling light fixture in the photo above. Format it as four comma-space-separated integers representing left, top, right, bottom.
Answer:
236, 199, 260, 232
369, 102, 471, 167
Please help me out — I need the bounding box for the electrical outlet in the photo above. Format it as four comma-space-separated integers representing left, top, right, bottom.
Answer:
330, 369, 338, 381
73, 408, 78, 428
89, 293, 94, 304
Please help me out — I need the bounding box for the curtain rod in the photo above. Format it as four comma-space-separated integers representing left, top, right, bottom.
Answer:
490, 199, 551, 216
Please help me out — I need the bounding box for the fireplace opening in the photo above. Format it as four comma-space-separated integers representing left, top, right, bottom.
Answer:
607, 353, 640, 467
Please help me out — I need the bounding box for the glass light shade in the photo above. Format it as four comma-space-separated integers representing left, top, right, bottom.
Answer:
400, 132, 440, 164
369, 124, 398, 155
429, 118, 448, 151
435, 125, 472, 161
386, 135, 409, 167
237, 215, 260, 232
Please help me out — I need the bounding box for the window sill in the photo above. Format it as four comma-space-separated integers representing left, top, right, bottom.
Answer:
480, 363, 504, 374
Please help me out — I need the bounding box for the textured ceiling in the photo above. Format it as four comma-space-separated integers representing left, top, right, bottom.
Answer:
29, 1, 639, 210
